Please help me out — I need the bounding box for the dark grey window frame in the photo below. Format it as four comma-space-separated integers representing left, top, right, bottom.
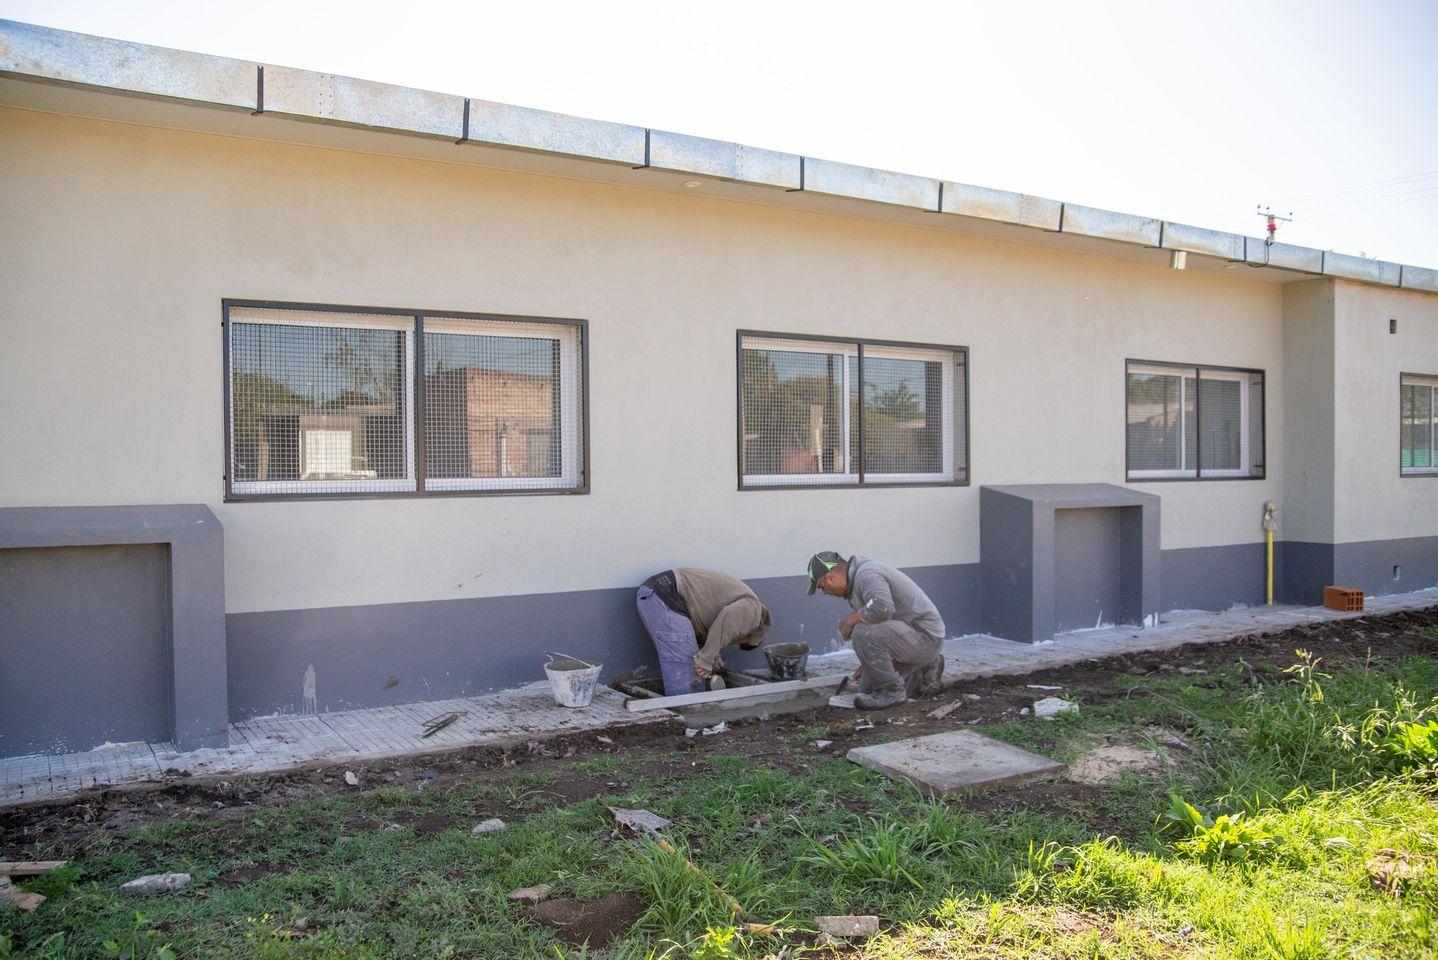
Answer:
222, 299, 590, 502
1124, 358, 1266, 482
735, 329, 971, 492
1400, 371, 1438, 478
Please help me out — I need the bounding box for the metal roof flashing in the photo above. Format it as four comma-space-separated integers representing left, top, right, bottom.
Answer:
2, 18, 1435, 295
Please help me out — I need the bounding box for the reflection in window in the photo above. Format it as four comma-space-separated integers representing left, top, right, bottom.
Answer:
1402, 376, 1436, 474
1126, 362, 1264, 480
230, 321, 408, 490
739, 334, 965, 488
425, 332, 562, 480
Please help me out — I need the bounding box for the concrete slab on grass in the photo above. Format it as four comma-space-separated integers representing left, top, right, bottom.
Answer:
847, 730, 1064, 795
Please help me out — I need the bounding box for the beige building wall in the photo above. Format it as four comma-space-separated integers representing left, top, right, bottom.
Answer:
1332, 281, 1438, 544
1, 106, 1291, 615
1281, 280, 1338, 544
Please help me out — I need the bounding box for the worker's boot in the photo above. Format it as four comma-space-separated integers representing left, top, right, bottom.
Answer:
854, 689, 905, 710
915, 655, 945, 698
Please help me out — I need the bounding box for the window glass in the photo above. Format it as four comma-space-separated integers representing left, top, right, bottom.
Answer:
1199, 376, 1243, 472
227, 306, 584, 497
425, 331, 563, 481
863, 354, 946, 477
740, 340, 855, 482
230, 320, 409, 492
1126, 362, 1263, 480
1126, 369, 1192, 472
1402, 381, 1433, 470
739, 335, 966, 488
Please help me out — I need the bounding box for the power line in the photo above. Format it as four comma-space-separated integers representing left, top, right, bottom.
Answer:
1289, 169, 1438, 204
1302, 183, 1438, 212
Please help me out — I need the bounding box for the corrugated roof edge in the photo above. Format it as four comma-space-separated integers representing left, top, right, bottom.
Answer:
2, 18, 1435, 294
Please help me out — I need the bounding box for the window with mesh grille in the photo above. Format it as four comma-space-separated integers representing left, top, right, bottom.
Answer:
1401, 374, 1438, 475
1125, 361, 1264, 480
738, 333, 967, 488
226, 305, 585, 498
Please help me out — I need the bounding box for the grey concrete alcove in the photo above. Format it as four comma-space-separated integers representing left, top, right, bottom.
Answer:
980, 484, 1160, 643
0, 505, 228, 753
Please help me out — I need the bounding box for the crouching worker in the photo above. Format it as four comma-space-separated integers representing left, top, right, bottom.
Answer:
636, 568, 773, 695
807, 551, 946, 709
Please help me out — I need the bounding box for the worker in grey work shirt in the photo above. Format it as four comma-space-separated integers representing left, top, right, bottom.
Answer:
806, 551, 946, 709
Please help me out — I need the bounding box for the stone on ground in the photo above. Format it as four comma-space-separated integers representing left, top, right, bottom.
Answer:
472, 818, 507, 835
121, 872, 190, 895
847, 730, 1064, 795
506, 883, 553, 903
814, 914, 880, 938
1034, 697, 1078, 719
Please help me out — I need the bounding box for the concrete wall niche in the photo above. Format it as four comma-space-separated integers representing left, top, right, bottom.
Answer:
981, 484, 1160, 643
0, 505, 228, 754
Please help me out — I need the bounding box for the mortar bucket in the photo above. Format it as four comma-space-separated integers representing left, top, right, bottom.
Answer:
544, 654, 602, 708
763, 642, 810, 681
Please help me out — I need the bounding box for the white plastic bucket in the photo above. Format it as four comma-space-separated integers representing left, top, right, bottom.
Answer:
544, 654, 602, 708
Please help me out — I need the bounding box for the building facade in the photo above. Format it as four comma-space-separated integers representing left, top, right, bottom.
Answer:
1, 21, 1435, 755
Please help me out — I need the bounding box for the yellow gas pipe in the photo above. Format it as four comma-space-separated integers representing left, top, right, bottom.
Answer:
1262, 501, 1278, 605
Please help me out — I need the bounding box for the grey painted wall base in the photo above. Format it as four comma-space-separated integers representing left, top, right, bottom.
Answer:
226, 564, 985, 720
0, 505, 228, 751
1284, 536, 1438, 605
1161, 542, 1272, 611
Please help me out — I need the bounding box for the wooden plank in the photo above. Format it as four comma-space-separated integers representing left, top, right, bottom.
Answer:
0, 861, 66, 877
624, 674, 847, 713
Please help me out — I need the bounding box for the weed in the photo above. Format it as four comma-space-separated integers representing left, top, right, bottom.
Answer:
1164, 795, 1276, 864
101, 912, 176, 960
803, 818, 922, 891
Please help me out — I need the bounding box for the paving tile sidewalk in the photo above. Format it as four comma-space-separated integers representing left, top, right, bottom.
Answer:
1, 683, 661, 807
3, 588, 1435, 807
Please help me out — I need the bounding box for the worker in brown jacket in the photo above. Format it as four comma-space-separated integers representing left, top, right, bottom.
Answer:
636, 568, 773, 695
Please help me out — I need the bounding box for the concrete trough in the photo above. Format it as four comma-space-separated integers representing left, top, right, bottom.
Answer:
1245, 240, 1324, 273
263, 67, 465, 140
648, 130, 801, 189
1161, 221, 1245, 260
940, 182, 1062, 231
461, 97, 646, 165
1401, 264, 1438, 293
1061, 203, 1161, 246
803, 157, 940, 210
0, 17, 255, 109
1324, 251, 1403, 286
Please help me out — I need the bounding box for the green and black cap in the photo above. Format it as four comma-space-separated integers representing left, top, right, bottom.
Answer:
806, 551, 844, 594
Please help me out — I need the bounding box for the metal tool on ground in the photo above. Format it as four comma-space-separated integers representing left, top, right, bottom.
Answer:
420, 710, 468, 738
544, 652, 603, 708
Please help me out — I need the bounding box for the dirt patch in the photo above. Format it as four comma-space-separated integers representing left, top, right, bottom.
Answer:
964, 780, 1127, 837
408, 812, 458, 836
526, 890, 646, 948
218, 861, 292, 886
1069, 742, 1169, 785
538, 776, 611, 804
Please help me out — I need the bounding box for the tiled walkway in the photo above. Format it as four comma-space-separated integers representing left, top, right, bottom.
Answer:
1, 683, 660, 807
3, 589, 1434, 807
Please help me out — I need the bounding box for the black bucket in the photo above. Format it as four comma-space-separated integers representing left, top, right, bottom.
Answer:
763, 642, 810, 681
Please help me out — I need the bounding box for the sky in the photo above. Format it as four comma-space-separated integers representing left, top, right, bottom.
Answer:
3, 0, 1436, 268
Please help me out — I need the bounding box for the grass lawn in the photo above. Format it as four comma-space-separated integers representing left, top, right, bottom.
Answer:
2, 616, 1436, 959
